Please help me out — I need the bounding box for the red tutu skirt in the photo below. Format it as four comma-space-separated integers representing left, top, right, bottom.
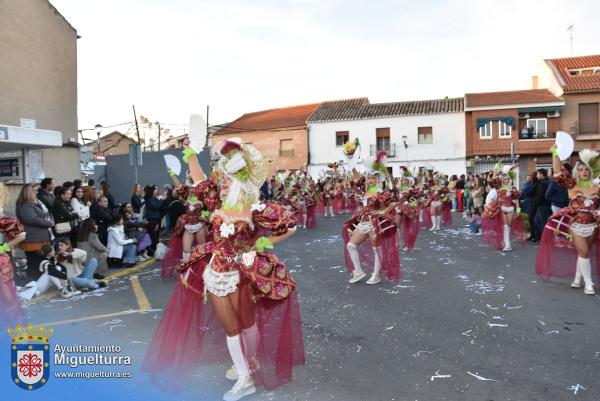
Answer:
441, 202, 453, 227
401, 217, 420, 250
481, 213, 527, 251
332, 197, 345, 215
143, 259, 305, 392
0, 256, 25, 327
535, 216, 600, 281
306, 204, 317, 228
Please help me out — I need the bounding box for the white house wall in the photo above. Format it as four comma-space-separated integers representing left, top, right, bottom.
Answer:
308, 113, 466, 177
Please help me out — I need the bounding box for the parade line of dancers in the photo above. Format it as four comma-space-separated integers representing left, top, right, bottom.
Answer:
1, 132, 598, 400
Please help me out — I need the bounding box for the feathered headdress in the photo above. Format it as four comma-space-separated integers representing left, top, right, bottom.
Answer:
578, 149, 600, 180
364, 151, 388, 179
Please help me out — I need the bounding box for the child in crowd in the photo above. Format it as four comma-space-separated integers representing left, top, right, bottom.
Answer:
464, 207, 482, 235
38, 244, 80, 298
55, 239, 107, 290
107, 215, 137, 268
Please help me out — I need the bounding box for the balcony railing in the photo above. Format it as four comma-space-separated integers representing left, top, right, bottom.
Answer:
519, 130, 556, 140
369, 143, 396, 157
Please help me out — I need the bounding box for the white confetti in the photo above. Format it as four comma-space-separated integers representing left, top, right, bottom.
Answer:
430, 371, 452, 381
467, 371, 496, 381
567, 384, 585, 395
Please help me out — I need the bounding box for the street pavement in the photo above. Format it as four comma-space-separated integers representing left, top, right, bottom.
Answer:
24, 213, 600, 401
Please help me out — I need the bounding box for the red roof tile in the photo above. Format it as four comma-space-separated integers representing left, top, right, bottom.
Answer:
545, 55, 600, 93
214, 103, 320, 134
465, 89, 562, 108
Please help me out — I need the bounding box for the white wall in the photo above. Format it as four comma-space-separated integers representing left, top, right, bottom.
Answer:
308, 112, 466, 177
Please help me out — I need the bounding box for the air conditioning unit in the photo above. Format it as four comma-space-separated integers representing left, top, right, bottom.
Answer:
548, 110, 560, 118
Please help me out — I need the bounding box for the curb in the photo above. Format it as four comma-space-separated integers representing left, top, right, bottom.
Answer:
23, 257, 157, 306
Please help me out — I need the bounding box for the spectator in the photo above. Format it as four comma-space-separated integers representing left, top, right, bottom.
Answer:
121, 204, 151, 261
546, 164, 571, 213
15, 183, 54, 281
131, 184, 144, 219
144, 185, 164, 253
465, 208, 482, 234
167, 191, 186, 234
530, 169, 551, 242
70, 186, 91, 222
37, 244, 80, 298
73, 179, 83, 191
52, 186, 80, 244
55, 238, 106, 290
101, 181, 117, 211
470, 179, 485, 213
62, 181, 74, 193
107, 214, 137, 268
520, 174, 533, 214
37, 177, 55, 211
456, 175, 465, 212
77, 218, 109, 279
82, 179, 96, 204
90, 196, 112, 245
523, 173, 540, 239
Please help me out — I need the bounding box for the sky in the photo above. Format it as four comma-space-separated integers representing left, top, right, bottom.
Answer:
50, 0, 600, 136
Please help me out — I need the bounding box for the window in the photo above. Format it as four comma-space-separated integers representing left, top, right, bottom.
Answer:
526, 118, 547, 138
0, 159, 20, 177
418, 127, 433, 144
376, 127, 390, 152
479, 121, 492, 139
335, 131, 349, 147
279, 139, 294, 157
579, 103, 599, 135
499, 122, 512, 138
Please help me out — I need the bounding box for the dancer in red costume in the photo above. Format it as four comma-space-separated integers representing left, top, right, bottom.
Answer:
423, 174, 452, 231
482, 167, 526, 251
0, 183, 27, 327
143, 138, 304, 400
342, 152, 400, 285
535, 146, 600, 295
161, 137, 219, 279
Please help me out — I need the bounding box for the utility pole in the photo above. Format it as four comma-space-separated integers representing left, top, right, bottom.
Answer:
132, 105, 142, 145
157, 121, 161, 151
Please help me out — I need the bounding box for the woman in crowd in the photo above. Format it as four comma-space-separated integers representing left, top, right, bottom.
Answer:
536, 147, 600, 295
143, 138, 304, 401
52, 186, 80, 244
144, 185, 164, 254
77, 218, 109, 279
120, 204, 152, 262
37, 244, 81, 298
15, 183, 54, 281
70, 186, 91, 229
107, 214, 137, 268
101, 181, 117, 211
131, 183, 144, 219
55, 238, 107, 290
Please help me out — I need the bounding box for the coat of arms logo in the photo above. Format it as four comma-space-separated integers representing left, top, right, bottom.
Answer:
8, 324, 53, 390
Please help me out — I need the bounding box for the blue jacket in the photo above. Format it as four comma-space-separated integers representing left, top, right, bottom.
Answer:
545, 181, 569, 208
144, 197, 164, 221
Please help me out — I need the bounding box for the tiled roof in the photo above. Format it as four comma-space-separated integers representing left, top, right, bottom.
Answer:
464, 89, 562, 108
308, 97, 463, 122
545, 55, 600, 93
214, 103, 320, 134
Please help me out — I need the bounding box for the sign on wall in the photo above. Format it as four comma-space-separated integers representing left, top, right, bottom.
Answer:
0, 126, 8, 141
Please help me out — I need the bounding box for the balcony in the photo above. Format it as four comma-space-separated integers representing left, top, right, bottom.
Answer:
519, 130, 556, 140
369, 143, 396, 157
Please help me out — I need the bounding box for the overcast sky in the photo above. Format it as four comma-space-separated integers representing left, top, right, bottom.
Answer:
50, 0, 600, 134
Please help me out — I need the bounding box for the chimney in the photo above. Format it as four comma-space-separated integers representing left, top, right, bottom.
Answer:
531, 75, 539, 89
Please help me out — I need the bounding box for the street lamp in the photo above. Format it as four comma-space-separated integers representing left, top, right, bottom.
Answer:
94, 124, 103, 153
401, 135, 408, 149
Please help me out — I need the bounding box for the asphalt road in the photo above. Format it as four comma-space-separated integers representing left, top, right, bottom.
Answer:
24, 213, 600, 401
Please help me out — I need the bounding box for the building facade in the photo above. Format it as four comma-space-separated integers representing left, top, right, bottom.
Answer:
307, 97, 466, 177
538, 55, 600, 151
212, 103, 320, 175
0, 0, 79, 204
464, 89, 564, 180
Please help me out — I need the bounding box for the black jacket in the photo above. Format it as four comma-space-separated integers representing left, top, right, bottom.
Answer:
90, 203, 112, 244
37, 188, 55, 211
131, 194, 144, 213
52, 199, 78, 225
534, 177, 551, 213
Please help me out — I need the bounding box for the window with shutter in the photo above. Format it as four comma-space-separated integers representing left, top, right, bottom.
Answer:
579, 103, 599, 135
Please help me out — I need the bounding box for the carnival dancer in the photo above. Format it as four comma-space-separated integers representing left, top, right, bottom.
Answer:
393, 176, 421, 251
322, 179, 335, 217
342, 152, 400, 285
143, 138, 304, 400
332, 178, 346, 215
535, 147, 600, 295
161, 138, 219, 279
482, 166, 526, 251
423, 174, 452, 231
0, 182, 27, 327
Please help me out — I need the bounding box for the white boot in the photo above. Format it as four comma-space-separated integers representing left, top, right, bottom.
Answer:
578, 257, 596, 295
429, 215, 436, 231
226, 324, 260, 381
367, 247, 382, 284
302, 213, 307, 229
419, 209, 423, 223
224, 335, 255, 401
347, 243, 366, 283
182, 251, 191, 262
328, 206, 335, 217
502, 225, 512, 251
571, 258, 583, 288
435, 215, 442, 230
